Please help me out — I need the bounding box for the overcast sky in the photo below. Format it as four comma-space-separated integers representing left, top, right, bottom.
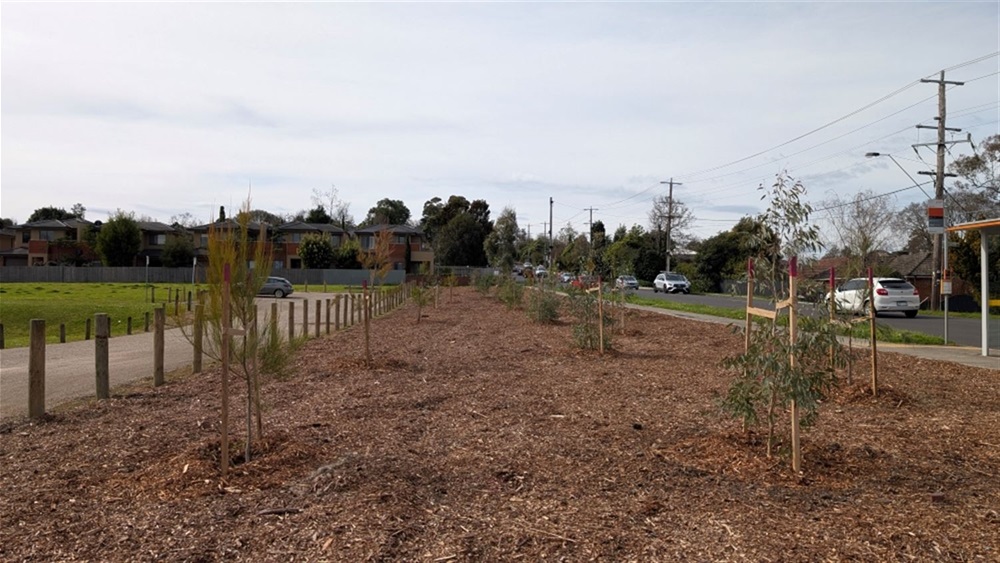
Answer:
2, 2, 997, 245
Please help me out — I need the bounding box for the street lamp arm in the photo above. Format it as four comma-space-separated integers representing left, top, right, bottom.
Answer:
866, 152, 933, 199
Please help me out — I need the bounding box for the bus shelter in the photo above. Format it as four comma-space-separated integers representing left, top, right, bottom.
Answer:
947, 217, 999, 357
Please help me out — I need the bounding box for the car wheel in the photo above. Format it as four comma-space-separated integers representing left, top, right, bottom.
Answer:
652, 287, 658, 293
274, 289, 285, 298
683, 289, 690, 294
904, 310, 917, 318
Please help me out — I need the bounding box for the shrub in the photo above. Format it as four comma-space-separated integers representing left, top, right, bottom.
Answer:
526, 284, 560, 323
566, 287, 613, 350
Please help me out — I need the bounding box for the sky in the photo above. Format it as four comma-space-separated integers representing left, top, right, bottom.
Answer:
2, 2, 998, 248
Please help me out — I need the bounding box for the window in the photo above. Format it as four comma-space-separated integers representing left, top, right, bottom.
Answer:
362, 236, 374, 249
149, 234, 166, 246
39, 230, 59, 241
289, 233, 302, 243
394, 235, 407, 245
200, 234, 208, 247
331, 234, 341, 247
273, 260, 284, 270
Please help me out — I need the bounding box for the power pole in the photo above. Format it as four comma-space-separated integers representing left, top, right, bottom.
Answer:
916, 71, 963, 311
584, 207, 599, 242
548, 197, 554, 268
659, 178, 682, 272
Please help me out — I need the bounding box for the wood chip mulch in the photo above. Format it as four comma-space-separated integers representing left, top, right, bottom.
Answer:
1, 287, 998, 561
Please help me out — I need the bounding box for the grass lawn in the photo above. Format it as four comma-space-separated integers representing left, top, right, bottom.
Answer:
0, 282, 203, 348
628, 294, 948, 346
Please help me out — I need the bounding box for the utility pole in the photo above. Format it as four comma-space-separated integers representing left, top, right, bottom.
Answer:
916, 70, 963, 311
584, 207, 599, 242
548, 197, 554, 268
659, 178, 682, 272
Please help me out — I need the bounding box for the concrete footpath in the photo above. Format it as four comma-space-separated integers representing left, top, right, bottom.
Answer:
629, 303, 999, 371
0, 292, 356, 420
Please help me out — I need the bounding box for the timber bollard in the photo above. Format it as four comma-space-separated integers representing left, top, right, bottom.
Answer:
95, 313, 110, 399
154, 307, 165, 386
127, 317, 132, 335
174, 293, 180, 316
29, 319, 46, 418
151, 287, 156, 303
187, 291, 192, 312
303, 299, 309, 338
85, 317, 92, 340
145, 311, 150, 332
315, 299, 321, 337
325, 298, 331, 335
288, 301, 295, 342
270, 302, 278, 345
0, 323, 4, 349
335, 295, 342, 330
60, 323, 66, 343
193, 303, 204, 374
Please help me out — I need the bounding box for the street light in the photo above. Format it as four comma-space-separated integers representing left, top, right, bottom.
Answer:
864, 152, 933, 199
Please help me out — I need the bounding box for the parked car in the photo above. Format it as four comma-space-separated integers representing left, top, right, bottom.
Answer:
653, 272, 690, 294
534, 266, 548, 277
571, 275, 599, 290
258, 276, 294, 298
559, 272, 574, 283
615, 275, 639, 290
829, 277, 919, 318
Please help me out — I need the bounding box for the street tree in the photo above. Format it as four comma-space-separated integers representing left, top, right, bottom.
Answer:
27, 205, 83, 222
312, 185, 354, 229
821, 188, 896, 276
647, 196, 695, 270
421, 195, 492, 266
305, 205, 334, 224
484, 207, 519, 273
161, 235, 195, 267
362, 198, 411, 227
95, 210, 142, 266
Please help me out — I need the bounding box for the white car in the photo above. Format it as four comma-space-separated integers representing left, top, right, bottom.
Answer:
830, 277, 920, 318
653, 272, 690, 294
534, 266, 548, 277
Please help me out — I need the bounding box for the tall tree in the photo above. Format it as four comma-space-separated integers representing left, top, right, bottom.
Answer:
421, 195, 492, 266
312, 185, 354, 229
363, 198, 411, 226
648, 196, 695, 269
96, 210, 142, 266
161, 235, 195, 268
305, 205, 333, 224
484, 207, 520, 272
821, 188, 895, 277
298, 233, 335, 268
27, 206, 79, 222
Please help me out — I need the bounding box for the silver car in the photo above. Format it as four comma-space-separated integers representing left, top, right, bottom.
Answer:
653, 272, 690, 294
259, 276, 294, 298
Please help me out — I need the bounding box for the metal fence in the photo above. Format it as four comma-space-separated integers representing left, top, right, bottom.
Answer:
0, 266, 406, 286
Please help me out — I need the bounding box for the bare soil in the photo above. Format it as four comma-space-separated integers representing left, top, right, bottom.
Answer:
1, 287, 998, 562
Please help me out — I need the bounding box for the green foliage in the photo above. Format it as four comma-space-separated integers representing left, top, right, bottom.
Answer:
27, 205, 83, 222
363, 198, 411, 227
161, 236, 195, 268
484, 207, 519, 273
333, 237, 362, 269
496, 277, 524, 309
421, 195, 492, 267
695, 217, 758, 292
473, 272, 496, 295
410, 283, 432, 323
96, 210, 142, 266
566, 287, 613, 350
298, 233, 335, 269
305, 205, 333, 224
721, 317, 845, 454
526, 283, 560, 323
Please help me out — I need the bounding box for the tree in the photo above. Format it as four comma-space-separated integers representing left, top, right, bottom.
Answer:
695, 218, 758, 292
1, 218, 14, 227
27, 206, 79, 222
312, 184, 354, 229
362, 198, 411, 227
892, 202, 934, 253
218, 206, 226, 222
421, 195, 492, 266
305, 205, 333, 224
950, 134, 1000, 211
298, 234, 335, 269
246, 209, 286, 228
70, 203, 86, 219
95, 210, 141, 266
333, 237, 362, 269
360, 227, 393, 285
161, 235, 195, 268
170, 212, 200, 229
821, 189, 897, 277
946, 135, 1000, 300
484, 207, 520, 273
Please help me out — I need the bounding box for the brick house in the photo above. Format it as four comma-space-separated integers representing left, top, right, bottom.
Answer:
272, 221, 346, 269
188, 219, 270, 266
0, 219, 96, 266
135, 221, 180, 266
353, 224, 433, 274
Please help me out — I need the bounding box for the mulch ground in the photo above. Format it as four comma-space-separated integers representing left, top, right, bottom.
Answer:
1, 287, 998, 562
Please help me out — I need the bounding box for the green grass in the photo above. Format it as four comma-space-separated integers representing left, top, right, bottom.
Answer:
627, 295, 947, 346
0, 282, 201, 348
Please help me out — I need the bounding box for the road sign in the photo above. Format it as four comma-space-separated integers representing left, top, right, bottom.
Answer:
927, 199, 945, 234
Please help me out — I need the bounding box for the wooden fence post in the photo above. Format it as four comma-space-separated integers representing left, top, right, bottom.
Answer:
868, 267, 878, 397
151, 287, 156, 303
85, 317, 92, 341
187, 291, 193, 312
60, 323, 67, 343
95, 313, 110, 399
126, 317, 132, 335
29, 319, 46, 418
154, 307, 165, 386
174, 292, 179, 316
270, 302, 278, 344
288, 301, 295, 342
0, 323, 5, 349
325, 298, 331, 335
315, 299, 321, 337
220, 264, 232, 477
363, 284, 372, 365
193, 303, 204, 374
335, 295, 342, 331
303, 299, 309, 338
145, 311, 150, 332
789, 257, 801, 474
598, 277, 604, 355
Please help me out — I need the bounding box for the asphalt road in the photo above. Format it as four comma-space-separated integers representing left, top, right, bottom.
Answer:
0, 292, 358, 420
636, 288, 1000, 349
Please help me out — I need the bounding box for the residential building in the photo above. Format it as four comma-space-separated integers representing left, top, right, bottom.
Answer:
353, 224, 433, 273
273, 221, 346, 269
0, 218, 96, 266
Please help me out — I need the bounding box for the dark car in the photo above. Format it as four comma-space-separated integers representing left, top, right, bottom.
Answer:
615, 275, 639, 290
258, 276, 294, 298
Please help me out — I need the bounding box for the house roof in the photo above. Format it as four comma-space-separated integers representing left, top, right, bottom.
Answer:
0, 228, 16, 238
885, 252, 932, 277
353, 224, 423, 235
137, 221, 177, 233
276, 221, 345, 234
189, 219, 265, 233
20, 218, 92, 229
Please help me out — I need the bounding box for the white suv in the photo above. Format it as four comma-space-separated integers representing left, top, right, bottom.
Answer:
653, 272, 690, 294
830, 277, 920, 318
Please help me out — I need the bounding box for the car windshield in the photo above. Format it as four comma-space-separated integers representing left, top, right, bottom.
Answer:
665, 274, 686, 281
